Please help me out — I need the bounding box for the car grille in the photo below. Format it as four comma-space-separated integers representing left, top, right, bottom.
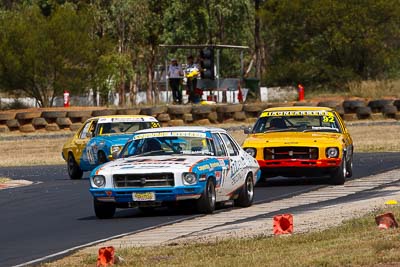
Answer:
113, 173, 174, 188
264, 147, 318, 160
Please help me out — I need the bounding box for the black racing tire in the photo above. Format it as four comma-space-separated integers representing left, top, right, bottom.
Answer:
346, 156, 353, 178
368, 99, 393, 112
343, 100, 366, 113
317, 100, 342, 108
334, 105, 345, 117
94, 199, 116, 219
393, 99, 400, 110
41, 111, 67, 119
0, 112, 16, 121
116, 108, 141, 115
6, 119, 20, 128
91, 109, 117, 117
98, 151, 107, 165
243, 103, 264, 112
234, 173, 254, 207
192, 105, 215, 115
216, 104, 243, 113
168, 105, 192, 115
356, 106, 372, 116
66, 110, 93, 118
330, 159, 346, 185
140, 106, 168, 116
196, 179, 216, 214
382, 105, 397, 117
15, 111, 41, 120
67, 153, 83, 180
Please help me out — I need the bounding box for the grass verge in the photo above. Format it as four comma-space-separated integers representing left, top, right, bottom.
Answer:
43, 206, 400, 267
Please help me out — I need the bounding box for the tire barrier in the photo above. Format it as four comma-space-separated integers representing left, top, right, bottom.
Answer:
0, 99, 399, 133
368, 99, 393, 113
273, 214, 294, 235
356, 106, 372, 119
382, 105, 398, 118
343, 100, 366, 113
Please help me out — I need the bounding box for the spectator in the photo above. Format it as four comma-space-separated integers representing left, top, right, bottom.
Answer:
167, 58, 183, 104
185, 55, 200, 103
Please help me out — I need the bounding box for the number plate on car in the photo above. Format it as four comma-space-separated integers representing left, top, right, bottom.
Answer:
132, 192, 155, 201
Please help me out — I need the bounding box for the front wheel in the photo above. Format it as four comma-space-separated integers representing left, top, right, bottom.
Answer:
234, 173, 254, 207
98, 151, 107, 165
330, 159, 346, 185
346, 157, 353, 178
67, 154, 83, 180
94, 199, 116, 219
196, 179, 216, 214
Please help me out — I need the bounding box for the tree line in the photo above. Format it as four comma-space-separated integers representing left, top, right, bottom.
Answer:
0, 0, 399, 107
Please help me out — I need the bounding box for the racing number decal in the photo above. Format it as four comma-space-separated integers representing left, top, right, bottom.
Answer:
86, 144, 97, 165
151, 122, 160, 128
323, 116, 335, 123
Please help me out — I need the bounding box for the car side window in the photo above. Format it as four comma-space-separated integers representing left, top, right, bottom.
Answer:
220, 133, 239, 156
79, 121, 92, 139
79, 120, 97, 139
212, 133, 227, 156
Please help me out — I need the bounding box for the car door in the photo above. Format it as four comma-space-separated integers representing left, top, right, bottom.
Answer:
211, 133, 229, 195
77, 119, 98, 169
219, 133, 244, 196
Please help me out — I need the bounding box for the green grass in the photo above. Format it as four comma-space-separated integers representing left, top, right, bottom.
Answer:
45, 207, 400, 267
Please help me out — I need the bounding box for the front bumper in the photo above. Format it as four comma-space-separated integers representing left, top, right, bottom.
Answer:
258, 158, 342, 178
258, 158, 342, 168
90, 185, 204, 203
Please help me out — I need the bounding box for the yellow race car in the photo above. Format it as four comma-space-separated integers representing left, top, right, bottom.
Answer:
242, 106, 353, 185
62, 115, 160, 180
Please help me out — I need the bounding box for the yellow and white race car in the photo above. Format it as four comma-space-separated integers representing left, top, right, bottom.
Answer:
242, 106, 353, 185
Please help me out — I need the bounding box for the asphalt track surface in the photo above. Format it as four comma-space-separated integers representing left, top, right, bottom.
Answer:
1, 152, 400, 267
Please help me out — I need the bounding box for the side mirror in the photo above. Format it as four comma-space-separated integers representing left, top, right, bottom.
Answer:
243, 128, 252, 134
86, 132, 93, 138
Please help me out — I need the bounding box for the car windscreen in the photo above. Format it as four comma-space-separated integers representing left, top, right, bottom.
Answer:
119, 132, 215, 157
96, 122, 154, 135
252, 111, 341, 133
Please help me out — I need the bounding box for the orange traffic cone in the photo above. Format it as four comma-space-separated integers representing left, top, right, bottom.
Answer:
273, 214, 293, 235
97, 246, 115, 267
375, 212, 398, 229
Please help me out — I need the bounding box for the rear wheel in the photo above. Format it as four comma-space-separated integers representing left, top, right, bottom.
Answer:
234, 173, 254, 207
94, 199, 116, 219
67, 153, 83, 180
331, 159, 346, 185
196, 179, 216, 214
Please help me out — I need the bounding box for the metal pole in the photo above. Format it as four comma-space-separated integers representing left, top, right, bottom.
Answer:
165, 50, 169, 103
240, 50, 244, 80
216, 49, 220, 89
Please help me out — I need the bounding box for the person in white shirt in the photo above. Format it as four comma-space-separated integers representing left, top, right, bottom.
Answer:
167, 58, 183, 104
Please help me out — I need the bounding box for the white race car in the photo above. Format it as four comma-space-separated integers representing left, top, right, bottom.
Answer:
89, 126, 261, 218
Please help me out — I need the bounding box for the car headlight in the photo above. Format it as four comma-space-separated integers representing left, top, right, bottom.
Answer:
111, 145, 123, 158
92, 175, 106, 187
326, 147, 339, 158
182, 172, 197, 185
244, 147, 257, 157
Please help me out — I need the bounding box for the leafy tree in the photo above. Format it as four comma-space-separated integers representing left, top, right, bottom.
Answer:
261, 0, 400, 88
0, 3, 99, 107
